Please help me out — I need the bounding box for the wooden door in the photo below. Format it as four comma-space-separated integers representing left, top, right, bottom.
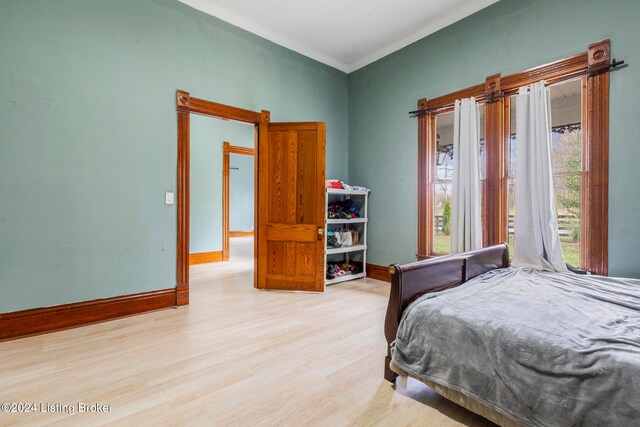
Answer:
256, 122, 326, 292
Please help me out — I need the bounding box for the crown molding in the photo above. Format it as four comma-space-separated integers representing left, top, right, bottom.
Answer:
179, 0, 499, 74
348, 0, 499, 72
178, 0, 350, 73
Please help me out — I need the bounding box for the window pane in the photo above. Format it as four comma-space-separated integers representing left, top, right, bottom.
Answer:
478, 104, 485, 234
510, 174, 582, 265
509, 96, 517, 177
434, 183, 452, 254
511, 80, 582, 176
551, 79, 582, 266
433, 106, 484, 255
551, 129, 582, 172
549, 79, 582, 173
435, 112, 454, 183
435, 112, 454, 254
507, 178, 515, 257
555, 174, 581, 267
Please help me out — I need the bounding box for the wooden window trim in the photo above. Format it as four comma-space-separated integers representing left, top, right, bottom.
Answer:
417, 98, 431, 259
222, 141, 255, 261
417, 40, 610, 274
484, 74, 507, 248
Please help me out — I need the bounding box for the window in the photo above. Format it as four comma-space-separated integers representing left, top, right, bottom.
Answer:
433, 107, 485, 254
417, 40, 611, 274
434, 111, 454, 254
508, 79, 584, 266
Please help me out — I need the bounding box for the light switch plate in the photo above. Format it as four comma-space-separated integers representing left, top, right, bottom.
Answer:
165, 192, 175, 205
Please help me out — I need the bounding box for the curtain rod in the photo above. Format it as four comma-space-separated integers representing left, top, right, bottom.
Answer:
409, 59, 626, 117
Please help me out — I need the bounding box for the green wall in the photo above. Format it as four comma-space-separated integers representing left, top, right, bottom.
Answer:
348, 0, 640, 277
0, 0, 348, 312
229, 154, 254, 233
189, 116, 253, 254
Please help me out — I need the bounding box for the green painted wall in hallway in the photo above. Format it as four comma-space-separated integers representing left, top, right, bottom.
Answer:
229, 154, 255, 233
189, 116, 254, 255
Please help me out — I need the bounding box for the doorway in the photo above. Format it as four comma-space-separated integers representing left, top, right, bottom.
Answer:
223, 142, 255, 262
176, 90, 327, 304
175, 91, 266, 305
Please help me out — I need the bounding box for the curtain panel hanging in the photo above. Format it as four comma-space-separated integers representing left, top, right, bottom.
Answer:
450, 97, 482, 254
513, 81, 567, 271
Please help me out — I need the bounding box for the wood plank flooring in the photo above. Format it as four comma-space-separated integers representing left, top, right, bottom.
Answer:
0, 238, 494, 426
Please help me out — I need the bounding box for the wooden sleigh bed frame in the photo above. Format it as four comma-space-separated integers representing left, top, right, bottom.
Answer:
383, 243, 516, 425
383, 243, 510, 382
382, 243, 640, 427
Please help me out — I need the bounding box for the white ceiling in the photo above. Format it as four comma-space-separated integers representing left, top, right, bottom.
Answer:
178, 0, 500, 73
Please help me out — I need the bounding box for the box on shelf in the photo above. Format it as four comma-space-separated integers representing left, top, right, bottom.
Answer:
326, 229, 360, 249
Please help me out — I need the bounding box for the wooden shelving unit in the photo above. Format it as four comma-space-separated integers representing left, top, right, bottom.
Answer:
325, 188, 369, 286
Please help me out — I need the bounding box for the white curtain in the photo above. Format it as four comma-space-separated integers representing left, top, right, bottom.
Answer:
451, 97, 482, 254
513, 81, 567, 271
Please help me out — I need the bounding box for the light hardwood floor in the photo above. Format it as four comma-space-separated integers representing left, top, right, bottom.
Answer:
0, 238, 494, 426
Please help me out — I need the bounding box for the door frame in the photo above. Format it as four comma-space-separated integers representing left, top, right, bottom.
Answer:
222, 141, 255, 261
176, 90, 270, 305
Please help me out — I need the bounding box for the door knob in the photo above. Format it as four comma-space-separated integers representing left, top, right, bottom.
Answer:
317, 227, 324, 240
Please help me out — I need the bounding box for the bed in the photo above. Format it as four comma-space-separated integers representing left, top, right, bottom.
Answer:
383, 244, 640, 426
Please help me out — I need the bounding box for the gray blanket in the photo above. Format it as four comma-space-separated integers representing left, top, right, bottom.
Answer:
392, 267, 640, 427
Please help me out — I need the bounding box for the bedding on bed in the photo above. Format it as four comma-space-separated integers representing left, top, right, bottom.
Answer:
391, 267, 640, 427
